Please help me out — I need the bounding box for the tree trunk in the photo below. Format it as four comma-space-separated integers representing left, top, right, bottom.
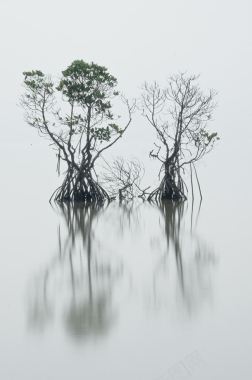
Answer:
54, 166, 109, 203
148, 161, 186, 202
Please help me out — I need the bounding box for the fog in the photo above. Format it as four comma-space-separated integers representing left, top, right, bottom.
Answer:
0, 0, 252, 379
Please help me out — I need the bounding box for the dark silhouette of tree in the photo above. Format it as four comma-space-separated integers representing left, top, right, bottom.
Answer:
21, 60, 135, 203
142, 73, 219, 202
102, 157, 150, 201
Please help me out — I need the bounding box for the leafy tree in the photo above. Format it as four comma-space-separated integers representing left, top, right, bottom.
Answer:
142, 73, 219, 202
21, 60, 134, 203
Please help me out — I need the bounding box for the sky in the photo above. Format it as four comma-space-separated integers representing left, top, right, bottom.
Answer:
1, 2, 252, 379
0, 0, 252, 201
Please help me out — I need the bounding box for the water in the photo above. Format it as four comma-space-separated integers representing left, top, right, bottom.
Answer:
1, 190, 251, 380
1, 0, 252, 376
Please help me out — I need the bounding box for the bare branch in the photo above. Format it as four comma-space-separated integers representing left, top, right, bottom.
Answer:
142, 73, 218, 202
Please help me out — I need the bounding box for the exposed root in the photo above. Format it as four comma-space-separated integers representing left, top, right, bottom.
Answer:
148, 173, 187, 202
52, 170, 110, 204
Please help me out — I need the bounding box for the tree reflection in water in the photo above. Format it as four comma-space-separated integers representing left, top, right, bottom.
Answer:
151, 201, 216, 314
27, 201, 216, 341
28, 203, 121, 341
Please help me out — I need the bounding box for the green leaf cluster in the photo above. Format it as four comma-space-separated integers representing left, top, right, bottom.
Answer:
23, 70, 53, 94
195, 129, 220, 147
57, 60, 118, 116
92, 127, 111, 142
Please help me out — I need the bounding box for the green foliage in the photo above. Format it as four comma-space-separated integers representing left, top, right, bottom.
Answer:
23, 70, 44, 78
21, 60, 127, 152
92, 127, 111, 142
57, 60, 118, 116
90, 123, 123, 142
108, 123, 122, 134
23, 70, 54, 94
196, 129, 220, 147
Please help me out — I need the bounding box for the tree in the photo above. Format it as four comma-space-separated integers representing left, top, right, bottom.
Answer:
102, 157, 150, 201
141, 73, 219, 202
21, 60, 135, 203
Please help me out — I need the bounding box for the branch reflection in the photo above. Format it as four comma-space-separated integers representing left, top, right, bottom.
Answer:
28, 203, 121, 341
27, 201, 216, 342
152, 201, 216, 314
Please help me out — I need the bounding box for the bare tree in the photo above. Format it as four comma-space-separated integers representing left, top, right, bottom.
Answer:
142, 73, 219, 202
21, 61, 135, 203
102, 157, 150, 201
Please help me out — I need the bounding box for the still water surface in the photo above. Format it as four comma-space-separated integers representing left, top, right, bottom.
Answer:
0, 197, 251, 379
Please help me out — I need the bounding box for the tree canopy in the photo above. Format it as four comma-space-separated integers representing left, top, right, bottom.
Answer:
21, 60, 134, 203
